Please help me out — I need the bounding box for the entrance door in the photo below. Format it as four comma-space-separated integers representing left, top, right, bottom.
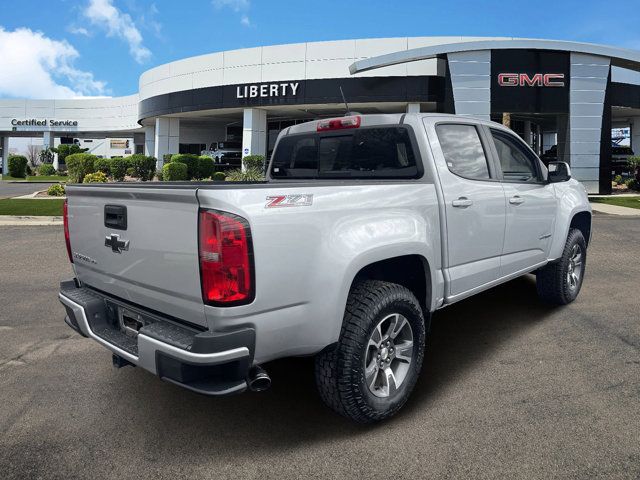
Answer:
488, 128, 557, 276
429, 122, 507, 299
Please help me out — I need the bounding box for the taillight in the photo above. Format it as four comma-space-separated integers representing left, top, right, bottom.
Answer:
198, 209, 254, 306
63, 199, 73, 263
317, 115, 361, 131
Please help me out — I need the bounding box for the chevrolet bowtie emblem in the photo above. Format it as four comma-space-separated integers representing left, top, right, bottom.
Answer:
105, 233, 130, 253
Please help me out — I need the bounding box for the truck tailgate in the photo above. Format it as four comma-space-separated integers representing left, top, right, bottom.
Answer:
66, 185, 206, 327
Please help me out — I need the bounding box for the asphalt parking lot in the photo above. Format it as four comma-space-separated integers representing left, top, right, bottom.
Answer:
1, 214, 638, 480
0, 180, 55, 199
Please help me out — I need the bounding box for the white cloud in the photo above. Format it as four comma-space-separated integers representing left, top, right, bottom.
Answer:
68, 26, 90, 36
213, 0, 250, 11
213, 0, 252, 27
0, 27, 108, 99
83, 0, 151, 63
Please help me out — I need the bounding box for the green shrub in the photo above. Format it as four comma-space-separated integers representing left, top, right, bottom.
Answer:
162, 162, 188, 181
93, 158, 111, 176
170, 154, 199, 179
66, 153, 96, 183
7, 155, 28, 178
54, 144, 88, 166
627, 156, 640, 170
225, 167, 265, 182
625, 178, 639, 190
163, 153, 174, 164
38, 164, 56, 176
198, 156, 214, 179
110, 157, 129, 182
629, 156, 640, 181
83, 171, 108, 183
26, 165, 34, 176
213, 171, 226, 181
47, 184, 66, 196
129, 154, 157, 181
242, 155, 265, 171
613, 174, 623, 185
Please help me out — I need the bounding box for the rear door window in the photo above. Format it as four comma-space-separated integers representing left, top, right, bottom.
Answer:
270, 127, 420, 179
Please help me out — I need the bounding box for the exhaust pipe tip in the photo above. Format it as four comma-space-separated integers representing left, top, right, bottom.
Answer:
247, 365, 271, 392
112, 353, 134, 369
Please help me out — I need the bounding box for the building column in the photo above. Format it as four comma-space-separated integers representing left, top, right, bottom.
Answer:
446, 51, 491, 120
154, 118, 180, 167
242, 108, 267, 166
630, 117, 640, 156
569, 53, 611, 194
43, 131, 54, 150
523, 121, 532, 147
43, 131, 57, 169
1, 137, 9, 176
406, 103, 421, 113
144, 126, 155, 158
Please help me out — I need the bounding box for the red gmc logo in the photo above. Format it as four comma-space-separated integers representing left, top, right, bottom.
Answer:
498, 73, 565, 87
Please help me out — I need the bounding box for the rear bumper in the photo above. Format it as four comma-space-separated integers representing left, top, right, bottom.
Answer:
58, 280, 255, 396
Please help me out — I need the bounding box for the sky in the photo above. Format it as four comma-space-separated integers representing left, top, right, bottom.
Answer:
0, 0, 639, 99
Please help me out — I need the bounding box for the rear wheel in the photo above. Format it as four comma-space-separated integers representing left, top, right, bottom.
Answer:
315, 280, 426, 423
536, 228, 587, 305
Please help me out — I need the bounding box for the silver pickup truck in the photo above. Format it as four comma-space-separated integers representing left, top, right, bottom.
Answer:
59, 113, 591, 423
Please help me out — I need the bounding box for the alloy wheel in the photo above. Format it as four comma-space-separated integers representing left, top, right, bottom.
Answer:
364, 313, 414, 398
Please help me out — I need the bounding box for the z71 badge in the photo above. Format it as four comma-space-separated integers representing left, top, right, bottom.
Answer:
265, 194, 313, 208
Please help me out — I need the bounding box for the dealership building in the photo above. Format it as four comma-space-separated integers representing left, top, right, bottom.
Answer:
2, 36, 640, 193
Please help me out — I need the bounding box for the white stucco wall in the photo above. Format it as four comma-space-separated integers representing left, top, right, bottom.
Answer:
138, 37, 508, 101
0, 94, 140, 133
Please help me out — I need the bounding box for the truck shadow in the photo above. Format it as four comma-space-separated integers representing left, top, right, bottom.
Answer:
405, 274, 556, 412
122, 274, 557, 457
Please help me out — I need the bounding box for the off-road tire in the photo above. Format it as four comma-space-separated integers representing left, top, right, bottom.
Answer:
315, 280, 426, 423
536, 228, 587, 305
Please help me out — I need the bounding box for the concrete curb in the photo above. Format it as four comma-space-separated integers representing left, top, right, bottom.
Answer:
10, 191, 66, 199
590, 203, 640, 216
589, 193, 639, 198
0, 216, 63, 226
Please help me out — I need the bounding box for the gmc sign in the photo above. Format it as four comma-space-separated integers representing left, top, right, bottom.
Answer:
498, 73, 565, 87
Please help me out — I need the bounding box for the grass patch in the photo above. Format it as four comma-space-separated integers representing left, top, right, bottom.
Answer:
1, 175, 67, 182
590, 196, 640, 210
0, 199, 64, 216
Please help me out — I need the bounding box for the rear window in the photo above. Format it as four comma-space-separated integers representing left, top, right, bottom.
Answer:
270, 127, 420, 179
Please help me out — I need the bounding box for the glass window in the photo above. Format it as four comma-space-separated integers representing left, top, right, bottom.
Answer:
491, 130, 540, 183
270, 127, 419, 179
436, 124, 490, 180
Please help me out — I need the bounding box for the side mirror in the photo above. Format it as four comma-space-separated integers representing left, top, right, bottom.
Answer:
548, 161, 571, 183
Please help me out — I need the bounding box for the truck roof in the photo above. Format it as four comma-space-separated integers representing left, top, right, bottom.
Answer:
282, 112, 506, 136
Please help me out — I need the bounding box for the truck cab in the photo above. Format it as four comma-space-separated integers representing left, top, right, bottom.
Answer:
59, 113, 591, 423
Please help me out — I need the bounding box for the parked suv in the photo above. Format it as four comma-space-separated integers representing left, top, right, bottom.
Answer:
59, 114, 591, 422
201, 141, 242, 169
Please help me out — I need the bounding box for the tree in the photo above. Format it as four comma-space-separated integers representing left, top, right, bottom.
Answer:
53, 144, 89, 166
26, 144, 42, 167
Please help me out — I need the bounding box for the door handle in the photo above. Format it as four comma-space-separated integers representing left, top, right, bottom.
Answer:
509, 195, 525, 205
452, 197, 473, 208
